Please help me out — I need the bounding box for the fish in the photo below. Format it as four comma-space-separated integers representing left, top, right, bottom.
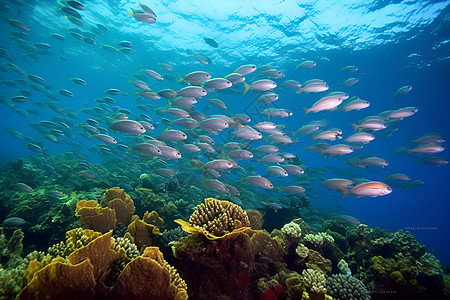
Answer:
109, 120, 146, 134
207, 99, 227, 110
158, 63, 173, 71
385, 174, 411, 181
406, 143, 444, 155
203, 37, 218, 48
340, 65, 359, 72
296, 60, 316, 69
338, 181, 392, 198
281, 165, 304, 175
71, 78, 86, 85
67, 0, 84, 10
244, 176, 273, 189
336, 215, 361, 225
133, 143, 162, 156
280, 186, 305, 193
157, 130, 187, 141
341, 99, 370, 111
128, 10, 156, 23
2, 217, 26, 227
360, 156, 389, 167
204, 78, 232, 89
118, 41, 132, 47
243, 79, 277, 95
182, 71, 211, 82
322, 179, 354, 190
298, 79, 329, 94
177, 86, 207, 98
342, 78, 359, 87
235, 64, 257, 75
303, 95, 343, 115
141, 69, 163, 81
417, 157, 448, 166
15, 182, 33, 192
8, 19, 29, 31
266, 166, 288, 177
393, 85, 412, 99
345, 132, 375, 144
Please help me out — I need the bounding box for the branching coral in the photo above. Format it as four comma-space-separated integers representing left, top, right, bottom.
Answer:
48, 228, 102, 258
301, 268, 327, 295
303, 232, 334, 248
326, 274, 371, 300
175, 197, 251, 239
281, 221, 302, 239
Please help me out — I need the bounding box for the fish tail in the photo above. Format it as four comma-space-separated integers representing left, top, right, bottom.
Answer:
312, 134, 317, 141
295, 64, 300, 70
127, 10, 133, 17
351, 123, 359, 132
407, 149, 413, 156
277, 187, 282, 193
177, 75, 183, 83
303, 107, 310, 116
297, 88, 303, 94
243, 82, 250, 95
337, 184, 350, 199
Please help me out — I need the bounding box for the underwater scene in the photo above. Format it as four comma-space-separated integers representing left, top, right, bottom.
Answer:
1, 0, 450, 299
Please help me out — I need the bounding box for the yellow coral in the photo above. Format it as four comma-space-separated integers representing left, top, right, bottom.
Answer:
176, 198, 250, 239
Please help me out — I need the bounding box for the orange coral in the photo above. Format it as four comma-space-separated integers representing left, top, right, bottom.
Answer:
128, 218, 162, 251
75, 200, 116, 233
246, 209, 263, 230
112, 247, 187, 300
101, 187, 135, 226
143, 210, 165, 227
18, 231, 187, 300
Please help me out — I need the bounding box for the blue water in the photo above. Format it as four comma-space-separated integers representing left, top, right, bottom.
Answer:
1, 0, 449, 266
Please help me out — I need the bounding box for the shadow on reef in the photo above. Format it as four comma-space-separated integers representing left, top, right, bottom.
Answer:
0, 185, 449, 299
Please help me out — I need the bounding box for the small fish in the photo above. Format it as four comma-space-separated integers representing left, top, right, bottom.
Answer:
342, 78, 359, 87
417, 157, 448, 166
158, 62, 173, 71
8, 19, 29, 31
141, 69, 163, 81
406, 143, 444, 155
304, 95, 343, 115
71, 78, 86, 85
58, 89, 74, 97
105, 88, 121, 95
336, 215, 360, 225
2, 217, 26, 226
385, 174, 411, 181
67, 0, 84, 10
128, 10, 156, 23
204, 78, 232, 89
281, 164, 304, 175
342, 99, 370, 112
244, 176, 273, 189
296, 60, 316, 69
322, 179, 354, 190
235, 64, 257, 75
118, 40, 132, 47
340, 65, 358, 72
109, 120, 146, 134
266, 166, 288, 177
182, 71, 211, 82
203, 37, 218, 48
298, 79, 328, 94
345, 132, 375, 144
92, 134, 117, 144
243, 79, 276, 95
360, 156, 389, 167
280, 186, 305, 193
133, 143, 162, 156
15, 183, 33, 192
393, 85, 412, 99
158, 130, 187, 141
338, 181, 392, 198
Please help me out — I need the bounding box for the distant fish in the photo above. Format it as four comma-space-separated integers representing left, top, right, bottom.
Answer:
279, 185, 305, 193
109, 120, 146, 134
67, 0, 84, 10
298, 79, 328, 94
243, 79, 277, 95
417, 157, 448, 166
340, 65, 358, 72
2, 217, 26, 227
336, 215, 360, 225
118, 41, 132, 47
393, 85, 412, 99
8, 19, 29, 31
182, 71, 211, 82
322, 178, 353, 190
158, 63, 173, 71
342, 78, 359, 87
71, 78, 86, 85
128, 10, 156, 23
385, 173, 411, 181
244, 176, 273, 189
15, 183, 33, 192
235, 64, 257, 75
406, 143, 444, 155
296, 60, 316, 69
203, 37, 218, 48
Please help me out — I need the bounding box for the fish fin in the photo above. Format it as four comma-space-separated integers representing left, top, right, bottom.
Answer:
277, 187, 282, 193
303, 107, 310, 116
127, 10, 133, 17
243, 82, 250, 95
297, 88, 303, 94
407, 149, 413, 156
87, 133, 92, 139
351, 123, 359, 132
312, 134, 317, 140
295, 64, 300, 70
303, 145, 307, 151
336, 184, 350, 199
177, 75, 183, 83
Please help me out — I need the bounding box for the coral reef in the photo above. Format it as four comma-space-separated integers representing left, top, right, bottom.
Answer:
75, 200, 116, 233
326, 274, 371, 300
281, 220, 302, 240
18, 231, 188, 300
100, 187, 136, 226
175, 197, 251, 239
301, 268, 327, 294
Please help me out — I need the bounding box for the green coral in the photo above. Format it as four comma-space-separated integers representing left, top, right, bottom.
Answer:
0, 228, 24, 269
281, 221, 302, 239
326, 274, 371, 300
